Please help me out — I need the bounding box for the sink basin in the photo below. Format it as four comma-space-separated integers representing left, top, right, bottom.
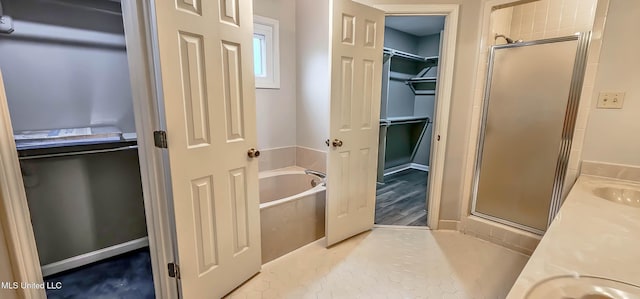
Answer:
593, 187, 640, 208
526, 275, 640, 299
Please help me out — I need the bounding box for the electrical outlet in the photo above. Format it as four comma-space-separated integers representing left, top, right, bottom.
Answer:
597, 92, 625, 109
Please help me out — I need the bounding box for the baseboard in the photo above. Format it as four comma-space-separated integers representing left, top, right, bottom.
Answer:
410, 163, 429, 172
384, 163, 429, 176
462, 216, 540, 256
41, 237, 149, 276
437, 220, 460, 230
384, 164, 411, 176
374, 224, 431, 230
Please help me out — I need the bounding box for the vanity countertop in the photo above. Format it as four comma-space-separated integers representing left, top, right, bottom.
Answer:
507, 174, 640, 298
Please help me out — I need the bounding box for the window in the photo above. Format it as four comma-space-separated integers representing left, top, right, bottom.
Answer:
253, 15, 280, 89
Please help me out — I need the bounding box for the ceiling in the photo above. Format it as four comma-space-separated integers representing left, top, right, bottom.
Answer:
385, 16, 445, 37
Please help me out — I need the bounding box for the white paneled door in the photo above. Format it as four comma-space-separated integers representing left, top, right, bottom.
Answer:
151, 0, 261, 298
326, 0, 385, 246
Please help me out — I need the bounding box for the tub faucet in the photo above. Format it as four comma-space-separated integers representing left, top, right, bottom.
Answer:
304, 169, 326, 179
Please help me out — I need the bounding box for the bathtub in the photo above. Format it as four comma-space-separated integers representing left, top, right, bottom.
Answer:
259, 168, 326, 263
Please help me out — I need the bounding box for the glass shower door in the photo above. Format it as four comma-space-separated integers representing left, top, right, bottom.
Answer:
472, 34, 589, 234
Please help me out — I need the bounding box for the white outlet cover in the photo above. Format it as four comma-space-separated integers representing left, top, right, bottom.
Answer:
597, 92, 625, 109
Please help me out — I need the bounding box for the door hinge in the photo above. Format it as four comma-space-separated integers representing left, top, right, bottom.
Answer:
154, 130, 168, 148
167, 262, 180, 279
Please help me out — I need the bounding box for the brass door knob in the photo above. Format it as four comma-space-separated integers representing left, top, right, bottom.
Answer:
332, 139, 343, 147
247, 148, 260, 158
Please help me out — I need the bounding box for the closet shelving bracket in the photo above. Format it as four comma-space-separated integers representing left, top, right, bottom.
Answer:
383, 47, 439, 95
406, 77, 437, 95
383, 47, 438, 66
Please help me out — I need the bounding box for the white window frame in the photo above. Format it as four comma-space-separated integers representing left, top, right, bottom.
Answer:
253, 15, 280, 89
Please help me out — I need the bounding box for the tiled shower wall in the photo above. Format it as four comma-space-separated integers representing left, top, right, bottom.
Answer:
259, 146, 327, 173
509, 0, 597, 40
490, 7, 513, 44
489, 0, 598, 46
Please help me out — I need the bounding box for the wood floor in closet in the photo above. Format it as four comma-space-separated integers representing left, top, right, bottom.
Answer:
375, 168, 428, 226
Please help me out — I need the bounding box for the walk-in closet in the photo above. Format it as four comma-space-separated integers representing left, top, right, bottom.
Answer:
375, 16, 444, 227
0, 0, 153, 297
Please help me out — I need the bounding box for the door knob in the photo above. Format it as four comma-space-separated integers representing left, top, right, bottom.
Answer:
247, 148, 260, 158
332, 139, 343, 147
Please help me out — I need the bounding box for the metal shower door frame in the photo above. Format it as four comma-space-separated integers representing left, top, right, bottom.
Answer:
471, 32, 591, 235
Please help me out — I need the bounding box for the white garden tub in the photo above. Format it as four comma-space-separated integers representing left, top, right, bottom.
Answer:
259, 168, 326, 263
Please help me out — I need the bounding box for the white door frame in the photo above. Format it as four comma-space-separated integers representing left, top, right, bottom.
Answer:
0, 73, 44, 299
121, 1, 178, 298
0, 1, 179, 298
370, 4, 459, 230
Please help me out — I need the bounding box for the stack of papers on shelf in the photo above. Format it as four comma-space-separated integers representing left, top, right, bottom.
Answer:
14, 126, 123, 149
15, 127, 92, 140
122, 132, 137, 141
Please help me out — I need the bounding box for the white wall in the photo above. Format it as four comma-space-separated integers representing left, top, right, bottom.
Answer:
417, 33, 441, 58
0, 0, 135, 133
582, 0, 640, 166
253, 0, 298, 150
384, 27, 419, 53
1, 0, 123, 34
295, 0, 330, 152
414, 33, 441, 166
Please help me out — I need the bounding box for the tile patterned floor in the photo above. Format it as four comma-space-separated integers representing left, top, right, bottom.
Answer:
226, 227, 529, 299
376, 169, 429, 226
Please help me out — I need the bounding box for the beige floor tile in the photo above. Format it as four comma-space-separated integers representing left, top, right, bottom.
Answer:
226, 227, 529, 299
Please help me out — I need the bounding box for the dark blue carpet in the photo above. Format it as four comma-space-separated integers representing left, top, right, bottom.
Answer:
45, 248, 155, 299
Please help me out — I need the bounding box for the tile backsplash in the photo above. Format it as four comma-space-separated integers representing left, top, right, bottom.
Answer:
259, 146, 327, 173
296, 147, 327, 173
258, 147, 297, 172
581, 161, 640, 182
